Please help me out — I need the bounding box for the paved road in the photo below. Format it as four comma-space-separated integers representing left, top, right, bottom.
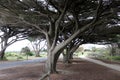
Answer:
0, 58, 47, 70
80, 56, 120, 72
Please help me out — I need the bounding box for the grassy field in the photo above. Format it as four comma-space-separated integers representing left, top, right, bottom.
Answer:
3, 52, 47, 61
84, 51, 120, 61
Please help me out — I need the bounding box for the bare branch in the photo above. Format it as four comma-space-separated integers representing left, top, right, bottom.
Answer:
53, 0, 103, 54
51, 0, 69, 50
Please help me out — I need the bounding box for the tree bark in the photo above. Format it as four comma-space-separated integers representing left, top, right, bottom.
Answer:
46, 48, 63, 73
35, 51, 40, 57
0, 38, 8, 60
63, 49, 71, 63
44, 0, 101, 74
110, 43, 118, 56
63, 42, 81, 63
46, 51, 57, 73
0, 48, 6, 60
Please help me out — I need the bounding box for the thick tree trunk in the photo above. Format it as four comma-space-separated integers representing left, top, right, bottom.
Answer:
62, 49, 72, 63
63, 44, 80, 63
0, 49, 6, 60
35, 51, 40, 57
0, 38, 8, 60
44, 8, 96, 72
46, 49, 62, 73
53, 51, 62, 71
46, 56, 56, 73
46, 51, 57, 73
63, 52, 74, 63
69, 53, 73, 59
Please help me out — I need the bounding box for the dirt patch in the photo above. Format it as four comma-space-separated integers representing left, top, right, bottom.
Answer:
0, 59, 120, 80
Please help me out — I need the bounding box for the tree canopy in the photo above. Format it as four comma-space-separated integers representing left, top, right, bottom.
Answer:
0, 0, 119, 43
0, 25, 32, 59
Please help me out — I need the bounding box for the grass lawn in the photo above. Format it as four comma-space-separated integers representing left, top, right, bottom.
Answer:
6, 56, 40, 61
2, 52, 47, 61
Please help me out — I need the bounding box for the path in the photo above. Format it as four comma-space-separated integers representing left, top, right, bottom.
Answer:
0, 58, 120, 80
0, 58, 47, 70
80, 56, 120, 72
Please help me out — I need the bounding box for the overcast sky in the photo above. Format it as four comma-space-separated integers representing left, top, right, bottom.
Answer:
6, 39, 47, 52
5, 39, 106, 52
82, 44, 106, 50
6, 39, 31, 52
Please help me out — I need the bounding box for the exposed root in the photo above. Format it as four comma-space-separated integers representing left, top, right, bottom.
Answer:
39, 71, 50, 80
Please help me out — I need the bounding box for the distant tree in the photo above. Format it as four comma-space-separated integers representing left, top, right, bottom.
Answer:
21, 46, 32, 60
76, 46, 84, 53
0, 25, 30, 60
92, 47, 97, 52
106, 35, 120, 56
28, 37, 46, 57
62, 39, 84, 63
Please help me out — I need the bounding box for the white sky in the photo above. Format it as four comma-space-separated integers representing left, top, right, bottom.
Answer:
5, 39, 106, 52
82, 44, 106, 50
6, 39, 31, 51
6, 39, 47, 52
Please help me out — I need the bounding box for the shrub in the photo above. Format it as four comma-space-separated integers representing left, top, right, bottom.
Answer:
0, 56, 8, 60
111, 56, 120, 60
6, 52, 18, 57
17, 56, 23, 60
26, 52, 34, 56
21, 46, 33, 56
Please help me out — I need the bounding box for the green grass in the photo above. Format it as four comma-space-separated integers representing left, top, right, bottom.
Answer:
4, 52, 47, 61
6, 55, 42, 61
95, 55, 120, 61
107, 56, 120, 61
6, 56, 19, 61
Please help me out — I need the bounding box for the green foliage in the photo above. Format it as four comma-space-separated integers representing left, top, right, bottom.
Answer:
111, 56, 120, 60
92, 47, 97, 52
39, 52, 47, 57
76, 46, 84, 53
86, 47, 108, 58
87, 46, 120, 61
75, 52, 82, 56
0, 56, 7, 60
5, 52, 13, 57
21, 46, 33, 56
3, 51, 43, 61
17, 55, 23, 60
21, 46, 31, 54
5, 52, 18, 57
107, 56, 120, 60
26, 52, 34, 56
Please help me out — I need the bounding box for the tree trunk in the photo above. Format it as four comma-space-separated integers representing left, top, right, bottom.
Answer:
0, 49, 6, 60
110, 43, 118, 56
63, 44, 80, 63
35, 51, 40, 57
62, 49, 71, 63
44, 15, 93, 73
46, 53, 56, 73
69, 52, 73, 59
46, 49, 62, 73
0, 38, 8, 60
